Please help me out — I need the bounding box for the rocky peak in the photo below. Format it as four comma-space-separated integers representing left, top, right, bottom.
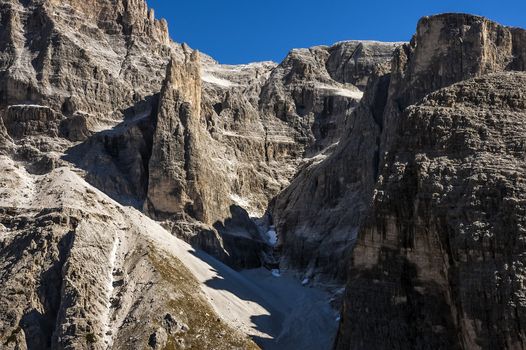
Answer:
162, 49, 202, 118
381, 12, 526, 153
145, 50, 205, 220
47, 0, 169, 43
0, 0, 174, 128
259, 41, 399, 155
388, 13, 526, 110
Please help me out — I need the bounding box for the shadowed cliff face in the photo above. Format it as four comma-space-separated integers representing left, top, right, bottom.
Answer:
273, 13, 526, 280
293, 14, 526, 349
337, 72, 526, 350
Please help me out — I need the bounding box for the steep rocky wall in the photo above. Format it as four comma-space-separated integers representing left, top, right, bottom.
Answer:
0, 0, 400, 282
336, 72, 526, 350
0, 0, 173, 120
326, 40, 401, 89
271, 65, 391, 279
145, 50, 232, 227
325, 14, 526, 350
273, 13, 526, 281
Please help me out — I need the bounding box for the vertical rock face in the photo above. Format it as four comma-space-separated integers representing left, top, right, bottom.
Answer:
337, 72, 526, 350
145, 51, 203, 219
273, 13, 526, 280
145, 50, 232, 225
271, 62, 392, 279
324, 14, 526, 349
326, 41, 401, 89
47, 0, 170, 44
381, 14, 526, 150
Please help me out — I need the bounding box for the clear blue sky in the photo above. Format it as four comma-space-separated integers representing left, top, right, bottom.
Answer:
146, 0, 526, 64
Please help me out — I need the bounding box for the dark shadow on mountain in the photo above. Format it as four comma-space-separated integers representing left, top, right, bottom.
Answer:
335, 245, 462, 350
20, 309, 50, 350
189, 204, 268, 270
249, 314, 282, 349
62, 95, 158, 209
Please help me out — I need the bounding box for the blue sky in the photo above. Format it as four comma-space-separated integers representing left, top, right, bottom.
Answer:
146, 0, 526, 64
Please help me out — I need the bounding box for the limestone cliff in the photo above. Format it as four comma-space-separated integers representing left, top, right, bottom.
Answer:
145, 50, 210, 221
336, 71, 526, 350
273, 13, 526, 281
294, 13, 526, 349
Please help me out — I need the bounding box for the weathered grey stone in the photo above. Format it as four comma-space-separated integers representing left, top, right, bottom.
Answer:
3, 105, 61, 139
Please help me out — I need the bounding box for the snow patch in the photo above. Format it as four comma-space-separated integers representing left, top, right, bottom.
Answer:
334, 39, 406, 46
204, 61, 276, 74
202, 72, 237, 88
8, 104, 48, 109
266, 227, 278, 246
318, 84, 364, 99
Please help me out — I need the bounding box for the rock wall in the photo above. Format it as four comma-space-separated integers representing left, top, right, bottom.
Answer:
314, 14, 526, 349
0, 0, 173, 121
271, 62, 392, 279
273, 13, 526, 280
0, 0, 365, 273
336, 72, 526, 349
